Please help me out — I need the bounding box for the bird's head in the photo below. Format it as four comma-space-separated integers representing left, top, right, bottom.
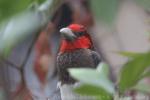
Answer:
59, 24, 93, 53
60, 24, 87, 41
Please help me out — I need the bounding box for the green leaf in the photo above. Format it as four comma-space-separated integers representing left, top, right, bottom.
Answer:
0, 11, 41, 57
118, 52, 150, 93
97, 63, 110, 77
37, 0, 46, 4
0, 0, 33, 22
74, 84, 113, 100
91, 0, 119, 24
0, 0, 48, 23
132, 82, 150, 94
117, 51, 145, 58
68, 68, 115, 95
0, 0, 61, 57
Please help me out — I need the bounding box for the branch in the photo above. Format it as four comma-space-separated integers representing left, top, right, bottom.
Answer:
0, 0, 62, 57
0, 57, 20, 70
21, 32, 40, 69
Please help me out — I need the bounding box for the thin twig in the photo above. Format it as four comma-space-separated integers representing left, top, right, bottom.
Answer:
19, 30, 41, 90
21, 33, 40, 69
0, 57, 20, 70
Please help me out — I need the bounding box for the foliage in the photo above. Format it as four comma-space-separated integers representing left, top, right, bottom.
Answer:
74, 84, 112, 100
0, 0, 149, 57
0, 0, 31, 22
69, 52, 150, 99
70, 2, 150, 97
0, 0, 150, 99
69, 64, 115, 95
0, 0, 61, 57
69, 63, 115, 100
118, 51, 150, 93
0, 0, 46, 22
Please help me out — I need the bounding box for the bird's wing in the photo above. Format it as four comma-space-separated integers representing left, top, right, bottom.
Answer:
90, 50, 101, 67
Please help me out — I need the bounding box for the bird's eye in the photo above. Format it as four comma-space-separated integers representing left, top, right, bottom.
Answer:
75, 32, 84, 37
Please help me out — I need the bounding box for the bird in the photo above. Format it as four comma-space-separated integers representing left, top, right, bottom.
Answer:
56, 24, 101, 100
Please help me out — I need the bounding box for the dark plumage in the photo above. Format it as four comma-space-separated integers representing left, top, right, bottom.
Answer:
57, 49, 100, 84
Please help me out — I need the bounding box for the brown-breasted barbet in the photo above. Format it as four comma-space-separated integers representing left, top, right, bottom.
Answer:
57, 24, 101, 85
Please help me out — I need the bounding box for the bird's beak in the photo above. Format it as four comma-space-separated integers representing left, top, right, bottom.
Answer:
60, 28, 77, 41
